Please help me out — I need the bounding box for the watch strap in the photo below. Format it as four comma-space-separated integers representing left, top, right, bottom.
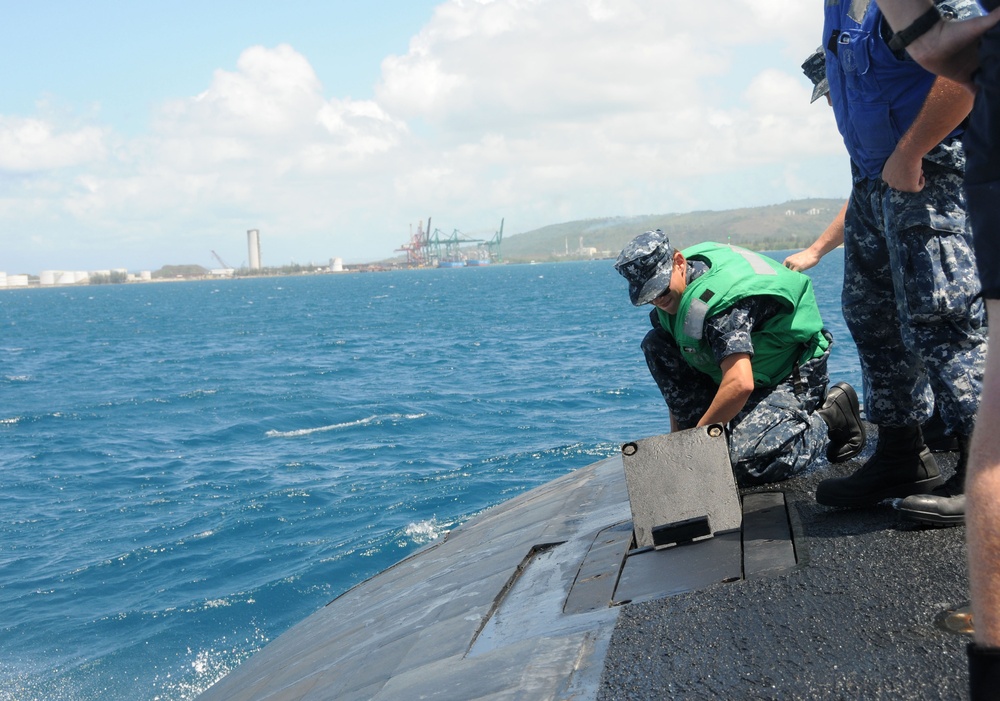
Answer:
887, 5, 942, 51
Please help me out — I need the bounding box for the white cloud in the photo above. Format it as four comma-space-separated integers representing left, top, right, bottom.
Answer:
314, 98, 409, 161
736, 68, 843, 161
0, 0, 849, 273
0, 117, 106, 171
162, 44, 324, 137
369, 0, 844, 225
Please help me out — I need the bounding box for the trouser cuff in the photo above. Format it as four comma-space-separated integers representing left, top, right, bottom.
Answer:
968, 643, 1000, 700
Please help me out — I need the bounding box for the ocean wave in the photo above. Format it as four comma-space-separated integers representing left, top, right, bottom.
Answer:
265, 413, 427, 438
404, 517, 452, 545
180, 389, 219, 399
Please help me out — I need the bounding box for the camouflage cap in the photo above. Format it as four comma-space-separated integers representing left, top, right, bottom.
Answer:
801, 47, 829, 103
614, 229, 674, 306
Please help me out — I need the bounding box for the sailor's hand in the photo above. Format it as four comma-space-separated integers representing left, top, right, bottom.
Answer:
882, 149, 926, 193
907, 9, 1000, 91
784, 249, 821, 272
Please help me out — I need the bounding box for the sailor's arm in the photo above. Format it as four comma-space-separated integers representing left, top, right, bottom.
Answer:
697, 353, 754, 427
876, 0, 1000, 87
968, 299, 1000, 648
784, 202, 847, 272
882, 76, 974, 191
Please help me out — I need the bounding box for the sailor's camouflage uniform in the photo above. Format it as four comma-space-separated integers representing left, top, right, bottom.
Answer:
641, 266, 831, 487
825, 0, 987, 436
843, 129, 986, 436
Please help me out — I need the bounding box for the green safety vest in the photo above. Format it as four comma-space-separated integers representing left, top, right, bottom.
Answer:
655, 242, 829, 387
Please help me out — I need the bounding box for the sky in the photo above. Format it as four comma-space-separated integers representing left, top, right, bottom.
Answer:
0, 0, 849, 274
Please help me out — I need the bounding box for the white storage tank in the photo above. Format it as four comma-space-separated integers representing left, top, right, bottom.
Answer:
0, 272, 7, 288
8, 275, 29, 287
331, 257, 344, 272
40, 270, 58, 286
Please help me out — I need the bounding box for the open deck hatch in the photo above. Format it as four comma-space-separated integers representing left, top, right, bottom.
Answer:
569, 426, 800, 611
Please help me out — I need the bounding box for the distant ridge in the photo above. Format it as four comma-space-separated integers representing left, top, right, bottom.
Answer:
501, 197, 846, 262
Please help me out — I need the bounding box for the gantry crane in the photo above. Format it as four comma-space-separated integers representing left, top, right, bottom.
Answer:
395, 218, 432, 266
394, 217, 503, 267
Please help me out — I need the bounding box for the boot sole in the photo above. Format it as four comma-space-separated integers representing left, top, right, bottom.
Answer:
816, 474, 945, 508
897, 506, 965, 526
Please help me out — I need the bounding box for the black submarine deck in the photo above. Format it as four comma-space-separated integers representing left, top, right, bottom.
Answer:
196, 424, 970, 700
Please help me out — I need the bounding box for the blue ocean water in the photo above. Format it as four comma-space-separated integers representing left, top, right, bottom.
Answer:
0, 253, 858, 701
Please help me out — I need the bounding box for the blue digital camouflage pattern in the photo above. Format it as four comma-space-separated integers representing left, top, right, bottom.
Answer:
843, 139, 987, 434
641, 305, 831, 487
614, 230, 675, 306
801, 46, 828, 103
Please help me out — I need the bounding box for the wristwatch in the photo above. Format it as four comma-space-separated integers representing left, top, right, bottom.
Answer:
887, 5, 942, 51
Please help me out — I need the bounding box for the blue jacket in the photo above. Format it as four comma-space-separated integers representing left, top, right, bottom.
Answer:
824, 1, 958, 179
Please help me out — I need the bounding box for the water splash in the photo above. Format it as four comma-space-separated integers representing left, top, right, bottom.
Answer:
265, 413, 427, 438
404, 518, 452, 545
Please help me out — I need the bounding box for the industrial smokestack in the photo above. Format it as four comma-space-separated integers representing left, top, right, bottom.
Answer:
247, 229, 262, 270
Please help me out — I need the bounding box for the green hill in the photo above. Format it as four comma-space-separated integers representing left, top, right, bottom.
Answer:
500, 198, 845, 263
153, 264, 209, 279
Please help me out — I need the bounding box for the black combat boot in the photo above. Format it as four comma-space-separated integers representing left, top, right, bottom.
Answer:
969, 643, 1000, 700
815, 423, 943, 507
817, 382, 867, 463
896, 434, 969, 526
922, 408, 960, 452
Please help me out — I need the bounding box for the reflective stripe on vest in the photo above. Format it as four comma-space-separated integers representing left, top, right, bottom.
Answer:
655, 243, 829, 387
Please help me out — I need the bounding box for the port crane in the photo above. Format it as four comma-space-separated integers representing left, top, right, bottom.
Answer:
394, 218, 503, 267
211, 250, 233, 269
395, 218, 432, 266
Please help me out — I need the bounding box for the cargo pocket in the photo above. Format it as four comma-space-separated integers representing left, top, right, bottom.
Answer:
899, 229, 977, 324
